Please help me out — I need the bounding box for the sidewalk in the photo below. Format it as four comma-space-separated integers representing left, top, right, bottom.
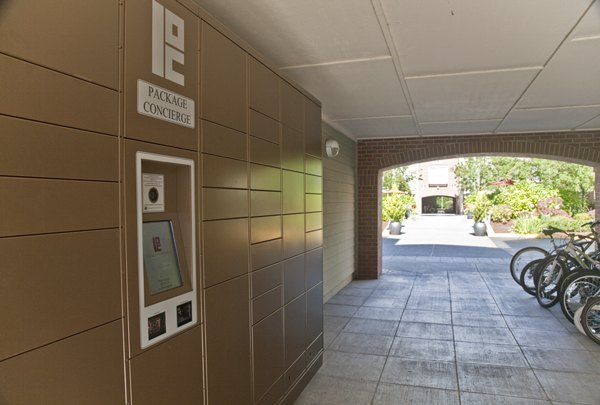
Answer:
383, 214, 510, 261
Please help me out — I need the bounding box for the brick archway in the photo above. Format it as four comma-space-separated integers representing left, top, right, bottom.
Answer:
357, 131, 600, 279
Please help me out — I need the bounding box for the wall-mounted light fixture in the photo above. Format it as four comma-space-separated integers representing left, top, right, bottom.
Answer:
325, 139, 340, 158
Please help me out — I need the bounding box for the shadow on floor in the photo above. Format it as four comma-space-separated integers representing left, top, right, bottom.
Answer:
382, 239, 511, 258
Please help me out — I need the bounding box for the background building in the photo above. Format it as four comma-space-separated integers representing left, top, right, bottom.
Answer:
409, 158, 463, 215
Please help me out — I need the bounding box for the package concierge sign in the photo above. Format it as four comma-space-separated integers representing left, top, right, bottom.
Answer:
136, 0, 194, 128
137, 80, 194, 128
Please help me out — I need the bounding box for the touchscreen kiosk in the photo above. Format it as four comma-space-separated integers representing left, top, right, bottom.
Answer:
142, 221, 183, 295
136, 152, 197, 349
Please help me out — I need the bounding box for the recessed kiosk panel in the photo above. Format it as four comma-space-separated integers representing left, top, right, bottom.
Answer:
136, 152, 196, 349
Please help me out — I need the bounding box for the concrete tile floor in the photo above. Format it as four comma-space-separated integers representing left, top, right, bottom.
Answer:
294, 260, 600, 404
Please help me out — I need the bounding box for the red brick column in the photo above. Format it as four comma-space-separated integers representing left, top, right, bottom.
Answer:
357, 132, 600, 279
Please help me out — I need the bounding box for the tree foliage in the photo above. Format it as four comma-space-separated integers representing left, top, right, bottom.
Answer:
382, 167, 414, 193
453, 158, 493, 194
453, 157, 594, 215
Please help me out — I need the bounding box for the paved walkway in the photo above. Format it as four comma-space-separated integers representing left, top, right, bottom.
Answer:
295, 215, 600, 405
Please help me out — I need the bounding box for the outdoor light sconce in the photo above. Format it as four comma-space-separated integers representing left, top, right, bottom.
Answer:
325, 139, 340, 158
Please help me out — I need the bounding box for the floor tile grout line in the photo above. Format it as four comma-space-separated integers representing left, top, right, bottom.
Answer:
368, 270, 414, 405
478, 261, 553, 402
448, 270, 464, 405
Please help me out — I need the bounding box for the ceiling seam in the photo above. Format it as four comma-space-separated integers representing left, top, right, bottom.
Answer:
370, 0, 422, 136
491, 0, 599, 134
420, 119, 503, 125
279, 55, 392, 71
514, 104, 600, 112
571, 34, 600, 42
575, 111, 600, 130
405, 66, 543, 80
333, 115, 414, 122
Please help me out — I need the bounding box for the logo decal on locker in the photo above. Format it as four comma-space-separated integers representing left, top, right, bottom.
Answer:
152, 0, 185, 86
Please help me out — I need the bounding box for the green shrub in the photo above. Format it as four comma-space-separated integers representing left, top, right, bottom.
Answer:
397, 193, 416, 214
491, 182, 559, 218
382, 193, 408, 222
542, 215, 583, 232
512, 215, 545, 234
559, 190, 588, 215
574, 212, 594, 222
512, 214, 590, 234
490, 204, 512, 224
473, 192, 491, 223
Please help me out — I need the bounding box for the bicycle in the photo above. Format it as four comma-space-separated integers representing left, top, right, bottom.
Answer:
517, 226, 592, 299
509, 226, 567, 284
535, 230, 598, 309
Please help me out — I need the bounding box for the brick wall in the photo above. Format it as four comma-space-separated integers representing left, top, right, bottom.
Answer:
357, 131, 600, 279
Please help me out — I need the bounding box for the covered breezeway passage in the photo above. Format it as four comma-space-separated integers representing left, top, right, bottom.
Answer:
357, 132, 600, 280
296, 216, 600, 404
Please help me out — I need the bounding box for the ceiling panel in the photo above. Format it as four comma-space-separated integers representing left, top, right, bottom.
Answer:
381, 0, 592, 76
577, 113, 600, 129
196, 0, 389, 67
406, 68, 540, 123
518, 37, 600, 108
333, 116, 417, 138
194, 0, 600, 140
284, 58, 411, 119
572, 0, 600, 38
419, 120, 501, 136
497, 106, 600, 133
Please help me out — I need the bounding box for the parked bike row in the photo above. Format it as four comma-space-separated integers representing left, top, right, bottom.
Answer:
510, 221, 600, 344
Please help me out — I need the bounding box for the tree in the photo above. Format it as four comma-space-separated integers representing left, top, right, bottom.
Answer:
453, 157, 594, 215
452, 158, 494, 194
382, 167, 414, 193
488, 157, 538, 182
535, 160, 594, 214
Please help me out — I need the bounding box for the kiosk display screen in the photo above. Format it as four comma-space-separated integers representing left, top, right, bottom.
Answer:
142, 221, 183, 295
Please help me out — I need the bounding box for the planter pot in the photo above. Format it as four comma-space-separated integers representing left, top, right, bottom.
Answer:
389, 221, 402, 235
473, 221, 487, 236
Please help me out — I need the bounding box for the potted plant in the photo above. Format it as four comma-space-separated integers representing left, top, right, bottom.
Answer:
382, 194, 407, 235
472, 192, 491, 236
465, 203, 474, 219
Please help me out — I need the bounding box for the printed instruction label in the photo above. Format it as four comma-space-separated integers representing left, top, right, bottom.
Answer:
142, 173, 165, 213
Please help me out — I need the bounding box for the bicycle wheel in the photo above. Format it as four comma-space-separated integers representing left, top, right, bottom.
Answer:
510, 246, 548, 284
581, 296, 600, 345
559, 271, 600, 323
519, 258, 545, 296
559, 264, 588, 294
536, 256, 568, 308
574, 306, 586, 335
